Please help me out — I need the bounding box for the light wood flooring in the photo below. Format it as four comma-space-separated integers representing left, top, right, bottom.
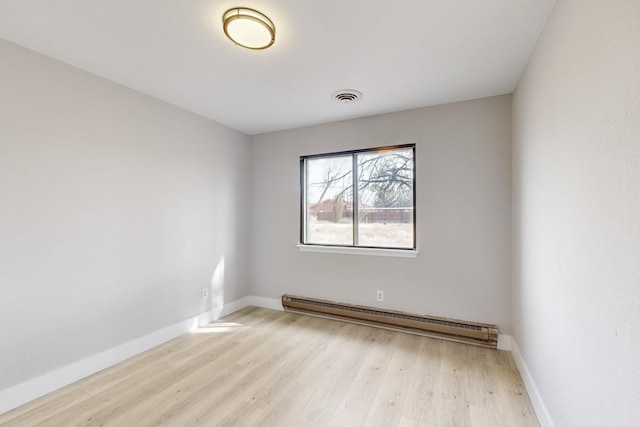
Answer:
0, 307, 539, 427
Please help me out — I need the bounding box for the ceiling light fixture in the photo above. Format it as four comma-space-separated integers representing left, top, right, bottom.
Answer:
223, 7, 275, 50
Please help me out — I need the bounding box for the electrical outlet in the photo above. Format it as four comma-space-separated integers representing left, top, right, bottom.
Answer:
377, 290, 384, 302
202, 288, 209, 299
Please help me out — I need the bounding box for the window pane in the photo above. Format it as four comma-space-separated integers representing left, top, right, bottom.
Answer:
356, 148, 414, 248
305, 156, 353, 245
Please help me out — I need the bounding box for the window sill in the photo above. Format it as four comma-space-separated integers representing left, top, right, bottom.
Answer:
297, 244, 418, 258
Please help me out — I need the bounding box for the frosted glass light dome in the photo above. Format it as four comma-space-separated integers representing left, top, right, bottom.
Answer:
223, 8, 275, 50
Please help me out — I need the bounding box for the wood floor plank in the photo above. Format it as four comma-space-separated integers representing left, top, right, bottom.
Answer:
399, 415, 436, 427
99, 390, 179, 427
402, 337, 443, 421
0, 307, 540, 427
434, 372, 472, 427
143, 339, 294, 424
74, 341, 244, 427
270, 324, 380, 427
156, 324, 289, 403
141, 312, 323, 426
254, 381, 316, 427
468, 404, 504, 427
295, 321, 368, 388
362, 332, 422, 427
462, 345, 503, 411
30, 361, 173, 427
0, 388, 92, 427
326, 328, 399, 426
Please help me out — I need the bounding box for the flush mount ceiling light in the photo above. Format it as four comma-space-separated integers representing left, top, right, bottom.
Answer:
223, 7, 275, 50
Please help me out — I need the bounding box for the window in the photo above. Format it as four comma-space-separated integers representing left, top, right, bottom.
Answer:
300, 144, 415, 251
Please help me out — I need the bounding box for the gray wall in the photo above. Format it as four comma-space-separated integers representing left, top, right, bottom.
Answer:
250, 95, 512, 332
0, 39, 251, 390
512, 0, 640, 425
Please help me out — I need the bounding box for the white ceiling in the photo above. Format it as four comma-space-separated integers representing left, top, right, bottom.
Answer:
0, 0, 555, 135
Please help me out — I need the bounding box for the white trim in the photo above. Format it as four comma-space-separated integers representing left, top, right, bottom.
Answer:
0, 295, 520, 418
497, 334, 511, 351
510, 338, 555, 427
0, 297, 257, 415
297, 244, 418, 258
218, 296, 253, 318
0, 313, 199, 414
248, 295, 284, 311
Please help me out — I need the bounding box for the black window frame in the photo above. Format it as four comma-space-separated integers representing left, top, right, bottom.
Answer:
300, 144, 416, 251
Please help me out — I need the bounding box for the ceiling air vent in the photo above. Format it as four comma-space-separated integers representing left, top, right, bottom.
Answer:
333, 89, 362, 104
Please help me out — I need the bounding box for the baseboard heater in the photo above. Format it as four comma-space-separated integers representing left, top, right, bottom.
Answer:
282, 294, 498, 349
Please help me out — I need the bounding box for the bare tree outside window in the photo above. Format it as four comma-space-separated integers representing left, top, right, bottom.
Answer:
301, 145, 415, 249
305, 155, 353, 245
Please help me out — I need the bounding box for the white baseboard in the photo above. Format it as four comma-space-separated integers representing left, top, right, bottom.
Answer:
510, 338, 555, 427
0, 295, 517, 417
248, 295, 283, 311
0, 313, 200, 415
218, 296, 253, 318
497, 334, 511, 351
0, 295, 271, 415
